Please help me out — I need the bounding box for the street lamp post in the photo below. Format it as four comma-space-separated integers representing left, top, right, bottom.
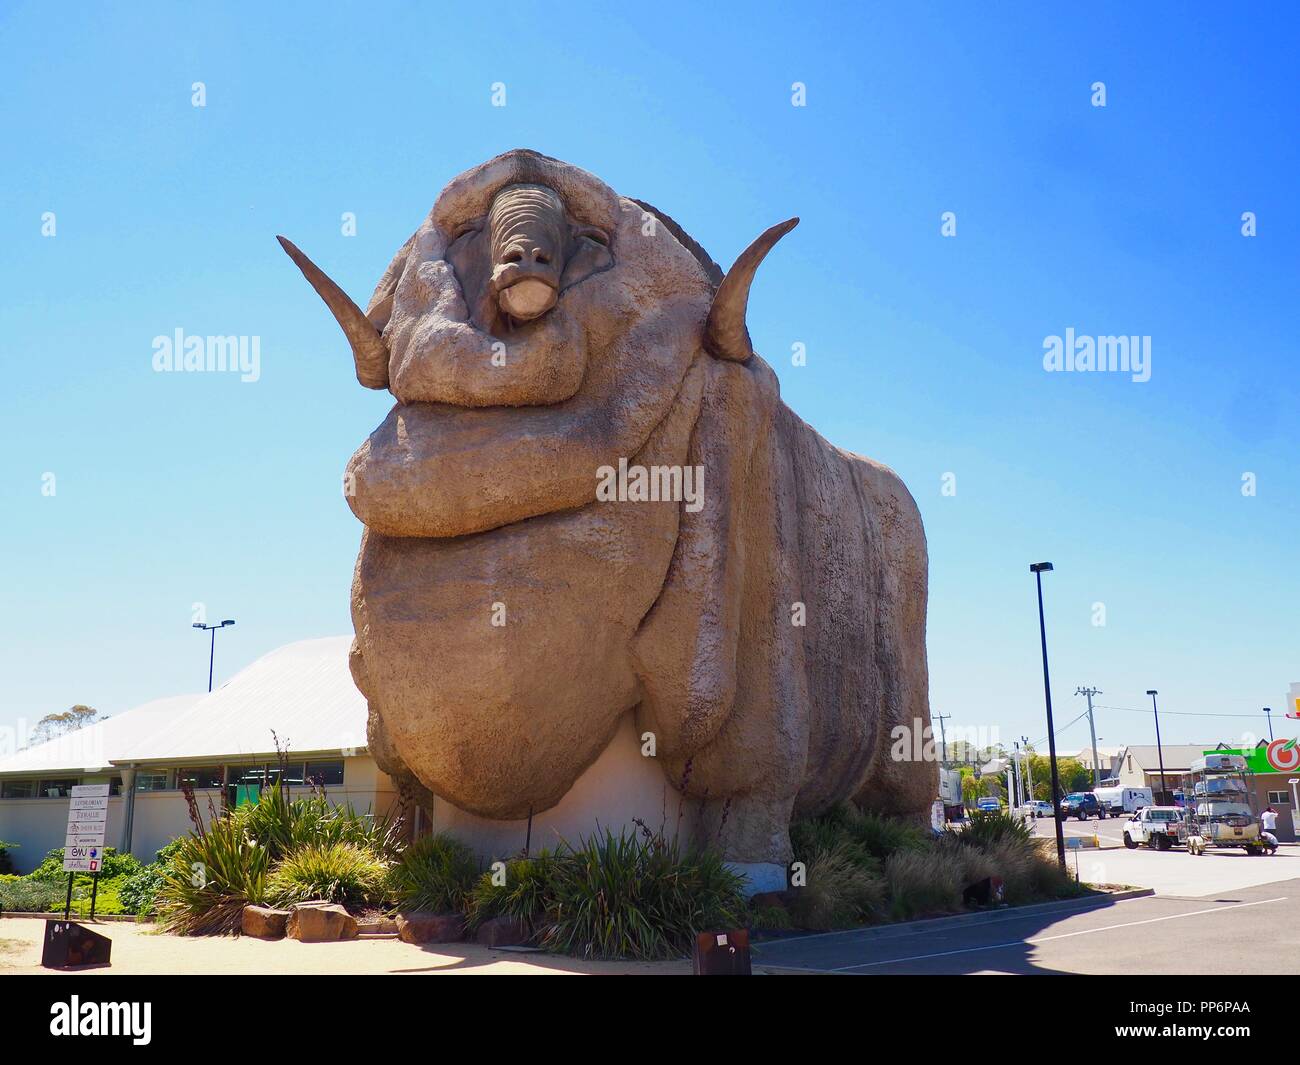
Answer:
1030, 562, 1066, 870
1146, 690, 1167, 804
1264, 707, 1274, 742
193, 619, 236, 692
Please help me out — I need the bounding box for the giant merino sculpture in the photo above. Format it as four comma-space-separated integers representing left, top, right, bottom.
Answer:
280, 149, 933, 868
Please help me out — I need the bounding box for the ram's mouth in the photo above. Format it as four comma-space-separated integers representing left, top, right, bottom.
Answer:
497, 276, 557, 321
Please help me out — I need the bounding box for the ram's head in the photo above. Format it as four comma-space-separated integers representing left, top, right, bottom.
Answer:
279, 148, 796, 411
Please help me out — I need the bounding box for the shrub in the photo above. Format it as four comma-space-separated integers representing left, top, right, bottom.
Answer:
467, 850, 559, 931
236, 784, 403, 862
790, 808, 873, 869
540, 827, 745, 961
0, 840, 17, 876
267, 842, 389, 907
785, 842, 885, 929
747, 903, 795, 931
155, 817, 270, 935
58, 875, 130, 917
119, 865, 166, 916
0, 876, 65, 913
387, 833, 479, 914
117, 840, 186, 917
843, 808, 931, 861
884, 847, 964, 919
956, 812, 1033, 851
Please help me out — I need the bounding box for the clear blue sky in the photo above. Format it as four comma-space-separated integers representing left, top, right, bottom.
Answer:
1, 2, 1296, 757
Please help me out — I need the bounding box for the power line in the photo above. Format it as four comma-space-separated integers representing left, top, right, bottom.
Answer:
1095, 703, 1267, 719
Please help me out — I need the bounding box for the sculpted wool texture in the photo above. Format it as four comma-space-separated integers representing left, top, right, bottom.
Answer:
280, 149, 933, 864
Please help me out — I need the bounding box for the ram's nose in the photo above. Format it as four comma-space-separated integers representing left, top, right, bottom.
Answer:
492, 255, 561, 321
499, 278, 557, 319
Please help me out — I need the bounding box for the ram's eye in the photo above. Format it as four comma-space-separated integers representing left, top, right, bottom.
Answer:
573, 225, 609, 247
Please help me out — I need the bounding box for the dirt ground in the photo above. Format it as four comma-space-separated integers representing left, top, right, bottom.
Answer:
0, 918, 694, 975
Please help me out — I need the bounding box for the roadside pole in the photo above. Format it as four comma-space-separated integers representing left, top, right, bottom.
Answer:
1076, 686, 1103, 788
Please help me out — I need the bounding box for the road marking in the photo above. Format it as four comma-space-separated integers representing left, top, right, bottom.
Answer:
829, 896, 1287, 971
758, 894, 1149, 946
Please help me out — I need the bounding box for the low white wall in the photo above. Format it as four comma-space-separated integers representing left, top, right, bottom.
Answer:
0, 797, 123, 874
0, 756, 396, 872
426, 713, 697, 860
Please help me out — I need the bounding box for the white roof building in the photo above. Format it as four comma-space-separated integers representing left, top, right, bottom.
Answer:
0, 637, 395, 872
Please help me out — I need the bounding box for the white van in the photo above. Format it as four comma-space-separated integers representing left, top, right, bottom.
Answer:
1093, 786, 1154, 814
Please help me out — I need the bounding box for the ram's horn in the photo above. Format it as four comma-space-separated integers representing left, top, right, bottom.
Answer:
277, 235, 390, 389
704, 217, 799, 362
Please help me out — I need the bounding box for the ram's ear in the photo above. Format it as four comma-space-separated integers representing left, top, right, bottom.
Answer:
561, 224, 613, 290
364, 229, 422, 335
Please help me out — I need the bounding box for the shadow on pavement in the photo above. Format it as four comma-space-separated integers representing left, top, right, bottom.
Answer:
753, 894, 1124, 975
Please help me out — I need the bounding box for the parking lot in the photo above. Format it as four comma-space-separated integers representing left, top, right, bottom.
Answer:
1028, 811, 1130, 847
754, 842, 1300, 974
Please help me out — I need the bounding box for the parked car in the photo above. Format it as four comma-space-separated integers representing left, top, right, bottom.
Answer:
1028, 800, 1055, 819
975, 797, 1002, 813
1058, 792, 1107, 820
1123, 806, 1186, 850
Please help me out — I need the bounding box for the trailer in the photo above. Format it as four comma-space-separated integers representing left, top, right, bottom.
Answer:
1185, 754, 1268, 855
1093, 786, 1153, 815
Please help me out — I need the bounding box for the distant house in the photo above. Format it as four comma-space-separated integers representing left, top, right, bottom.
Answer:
0, 637, 397, 873
1115, 744, 1212, 801
1074, 745, 1124, 781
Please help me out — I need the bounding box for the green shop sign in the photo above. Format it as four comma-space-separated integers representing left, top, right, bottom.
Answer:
1205, 739, 1300, 775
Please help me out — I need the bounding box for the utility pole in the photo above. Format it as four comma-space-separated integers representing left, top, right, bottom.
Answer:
1147, 690, 1167, 805
934, 712, 951, 766
1021, 736, 1035, 801
1076, 686, 1103, 788
1030, 561, 1066, 870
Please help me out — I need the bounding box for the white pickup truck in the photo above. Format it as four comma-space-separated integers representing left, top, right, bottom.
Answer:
1122, 806, 1186, 850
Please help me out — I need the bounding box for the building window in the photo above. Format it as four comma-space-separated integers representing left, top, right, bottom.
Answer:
177, 766, 224, 790
1268, 791, 1291, 805
227, 765, 268, 807
135, 771, 170, 792
38, 778, 80, 798
0, 780, 36, 799
271, 763, 307, 789
305, 760, 345, 787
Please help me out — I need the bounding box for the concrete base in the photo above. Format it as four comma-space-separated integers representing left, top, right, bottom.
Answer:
426, 713, 699, 858
727, 861, 788, 898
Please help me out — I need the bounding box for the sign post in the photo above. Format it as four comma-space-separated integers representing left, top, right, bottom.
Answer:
62, 783, 110, 917
42, 783, 114, 969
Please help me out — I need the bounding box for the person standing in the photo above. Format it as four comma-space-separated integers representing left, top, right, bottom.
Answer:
1261, 805, 1279, 836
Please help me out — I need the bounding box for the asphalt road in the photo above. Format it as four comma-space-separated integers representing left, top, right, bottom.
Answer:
754, 853, 1300, 975
1029, 811, 1128, 846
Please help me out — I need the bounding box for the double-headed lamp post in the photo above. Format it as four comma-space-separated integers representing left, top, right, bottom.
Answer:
193, 619, 236, 692
1146, 690, 1167, 804
1030, 562, 1066, 870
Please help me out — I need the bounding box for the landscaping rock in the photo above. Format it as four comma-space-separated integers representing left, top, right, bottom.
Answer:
396, 911, 465, 944
475, 914, 530, 948
242, 905, 291, 940
286, 902, 359, 943
357, 915, 399, 936
748, 890, 793, 911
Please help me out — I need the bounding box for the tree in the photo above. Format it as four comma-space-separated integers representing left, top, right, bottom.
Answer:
30, 704, 98, 745
1027, 753, 1090, 800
